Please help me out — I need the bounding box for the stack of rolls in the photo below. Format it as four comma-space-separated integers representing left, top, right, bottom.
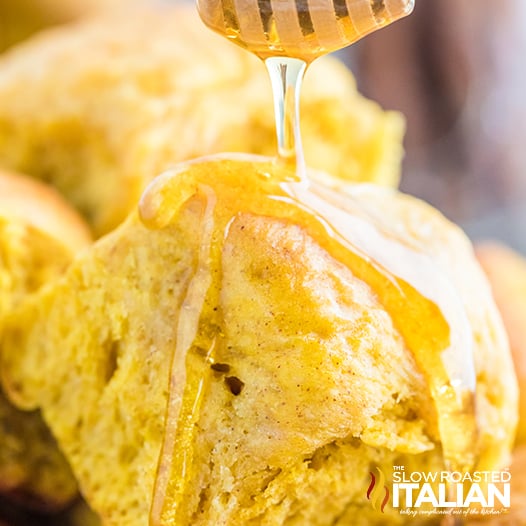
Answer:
0, 3, 522, 526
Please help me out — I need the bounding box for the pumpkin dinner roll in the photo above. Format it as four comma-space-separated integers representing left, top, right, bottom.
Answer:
0, 169, 91, 510
466, 444, 526, 526
0, 155, 517, 525
0, 5, 404, 237
476, 242, 526, 445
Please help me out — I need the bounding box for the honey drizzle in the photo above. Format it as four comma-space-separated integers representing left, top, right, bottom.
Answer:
265, 56, 307, 173
292, 181, 477, 472
149, 185, 220, 525
140, 155, 479, 523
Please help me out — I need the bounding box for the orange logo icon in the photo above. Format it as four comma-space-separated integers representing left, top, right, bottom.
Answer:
367, 467, 390, 513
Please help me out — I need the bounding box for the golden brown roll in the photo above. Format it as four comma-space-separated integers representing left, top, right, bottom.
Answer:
1, 156, 517, 525
0, 169, 91, 510
465, 444, 526, 525
475, 242, 526, 445
0, 5, 404, 237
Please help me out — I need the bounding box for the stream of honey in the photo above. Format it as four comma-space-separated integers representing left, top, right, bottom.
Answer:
142, 155, 479, 524
198, 0, 415, 174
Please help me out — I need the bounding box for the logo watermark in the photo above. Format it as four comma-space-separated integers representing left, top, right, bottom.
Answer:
366, 465, 511, 517
367, 468, 390, 513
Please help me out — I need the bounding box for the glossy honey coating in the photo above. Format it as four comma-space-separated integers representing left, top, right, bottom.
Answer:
0, 156, 516, 526
197, 0, 415, 60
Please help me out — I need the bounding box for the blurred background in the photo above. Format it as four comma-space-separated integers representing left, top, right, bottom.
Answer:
348, 0, 526, 252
